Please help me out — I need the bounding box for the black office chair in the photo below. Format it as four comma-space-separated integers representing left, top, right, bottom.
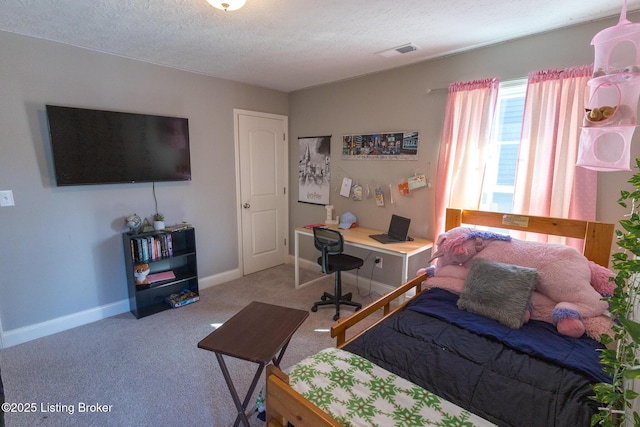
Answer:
311, 227, 363, 321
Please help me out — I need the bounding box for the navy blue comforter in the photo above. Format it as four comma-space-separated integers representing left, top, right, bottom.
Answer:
407, 288, 609, 383
343, 288, 608, 427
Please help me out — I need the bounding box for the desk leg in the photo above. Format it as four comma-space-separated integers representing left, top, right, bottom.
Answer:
399, 254, 410, 303
215, 352, 263, 427
401, 254, 409, 285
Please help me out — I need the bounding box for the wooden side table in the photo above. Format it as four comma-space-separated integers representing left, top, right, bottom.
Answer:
198, 301, 309, 427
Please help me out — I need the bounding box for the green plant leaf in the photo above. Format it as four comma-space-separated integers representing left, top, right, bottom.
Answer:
600, 334, 613, 345
619, 318, 640, 344
612, 252, 628, 261
625, 389, 640, 401
623, 367, 640, 380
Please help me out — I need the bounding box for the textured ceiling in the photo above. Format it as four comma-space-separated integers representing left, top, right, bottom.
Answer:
2, 0, 640, 92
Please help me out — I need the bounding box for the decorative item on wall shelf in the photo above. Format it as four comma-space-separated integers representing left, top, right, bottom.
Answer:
298, 136, 331, 205
342, 131, 419, 160
153, 213, 165, 231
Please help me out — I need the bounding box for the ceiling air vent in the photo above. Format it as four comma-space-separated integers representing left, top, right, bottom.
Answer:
376, 43, 419, 58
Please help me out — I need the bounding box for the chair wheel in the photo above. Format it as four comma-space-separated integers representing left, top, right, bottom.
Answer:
311, 306, 317, 312
333, 313, 340, 321
355, 306, 361, 311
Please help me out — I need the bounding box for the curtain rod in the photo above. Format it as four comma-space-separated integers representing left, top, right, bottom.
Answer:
426, 77, 528, 94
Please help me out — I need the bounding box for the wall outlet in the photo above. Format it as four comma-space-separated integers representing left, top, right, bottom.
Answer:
375, 256, 383, 269
0, 190, 14, 207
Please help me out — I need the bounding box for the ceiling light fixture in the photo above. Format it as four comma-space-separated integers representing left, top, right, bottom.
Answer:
207, 0, 246, 11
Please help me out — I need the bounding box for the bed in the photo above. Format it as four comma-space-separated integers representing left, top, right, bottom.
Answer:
266, 208, 615, 427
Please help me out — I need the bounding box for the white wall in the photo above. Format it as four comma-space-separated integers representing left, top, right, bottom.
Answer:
0, 31, 288, 347
287, 13, 638, 284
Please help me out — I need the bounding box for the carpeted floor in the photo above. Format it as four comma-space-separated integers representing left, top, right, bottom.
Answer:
1, 368, 4, 427
0, 264, 384, 427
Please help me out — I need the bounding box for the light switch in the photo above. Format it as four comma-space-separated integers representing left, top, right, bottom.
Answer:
0, 190, 15, 207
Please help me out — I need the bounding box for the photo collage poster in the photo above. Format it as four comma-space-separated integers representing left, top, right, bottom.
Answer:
342, 131, 419, 160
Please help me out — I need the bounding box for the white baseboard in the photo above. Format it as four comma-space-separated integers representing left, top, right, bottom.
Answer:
1, 299, 129, 349
0, 269, 242, 349
199, 268, 242, 289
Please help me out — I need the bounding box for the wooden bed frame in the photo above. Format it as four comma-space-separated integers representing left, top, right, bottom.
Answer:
265, 208, 615, 427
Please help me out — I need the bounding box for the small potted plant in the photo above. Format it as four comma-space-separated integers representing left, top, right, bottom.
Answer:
152, 213, 165, 231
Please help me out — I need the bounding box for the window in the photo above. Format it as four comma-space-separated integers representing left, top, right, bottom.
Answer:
480, 79, 527, 213
436, 68, 594, 238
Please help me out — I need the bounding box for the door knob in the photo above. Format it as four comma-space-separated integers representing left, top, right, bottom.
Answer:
243, 203, 251, 209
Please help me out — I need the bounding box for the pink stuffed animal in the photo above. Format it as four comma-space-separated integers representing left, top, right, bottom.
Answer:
418, 227, 614, 341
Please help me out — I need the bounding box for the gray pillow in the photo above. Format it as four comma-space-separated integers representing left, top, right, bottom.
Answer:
458, 258, 538, 329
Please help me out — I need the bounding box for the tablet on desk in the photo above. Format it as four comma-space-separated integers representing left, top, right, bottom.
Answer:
369, 215, 411, 244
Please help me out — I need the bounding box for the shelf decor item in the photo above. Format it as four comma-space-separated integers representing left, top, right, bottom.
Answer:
153, 213, 165, 231
125, 213, 142, 234
134, 263, 150, 285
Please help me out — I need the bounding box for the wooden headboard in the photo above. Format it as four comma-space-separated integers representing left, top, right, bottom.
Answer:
445, 208, 615, 267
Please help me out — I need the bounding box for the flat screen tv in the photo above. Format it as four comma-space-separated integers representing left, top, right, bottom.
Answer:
46, 105, 192, 186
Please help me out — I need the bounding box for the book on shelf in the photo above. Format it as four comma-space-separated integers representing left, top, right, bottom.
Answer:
147, 270, 176, 284
166, 233, 173, 257
131, 233, 174, 263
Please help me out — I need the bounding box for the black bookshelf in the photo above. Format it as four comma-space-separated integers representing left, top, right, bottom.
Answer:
122, 227, 199, 318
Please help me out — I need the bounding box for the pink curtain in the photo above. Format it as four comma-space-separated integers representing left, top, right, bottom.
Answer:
434, 78, 500, 237
513, 66, 597, 245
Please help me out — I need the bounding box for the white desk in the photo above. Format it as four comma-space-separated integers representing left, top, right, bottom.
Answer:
294, 225, 433, 289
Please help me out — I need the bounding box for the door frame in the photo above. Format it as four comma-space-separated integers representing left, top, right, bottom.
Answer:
233, 109, 289, 276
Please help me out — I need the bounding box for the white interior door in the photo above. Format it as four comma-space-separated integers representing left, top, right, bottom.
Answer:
235, 110, 288, 275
